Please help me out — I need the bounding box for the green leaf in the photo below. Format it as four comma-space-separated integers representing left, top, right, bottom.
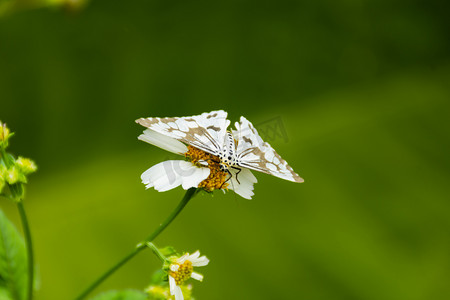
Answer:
159, 246, 177, 258
0, 209, 26, 300
89, 289, 147, 300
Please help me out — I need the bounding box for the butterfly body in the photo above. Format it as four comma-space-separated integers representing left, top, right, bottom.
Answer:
217, 131, 240, 171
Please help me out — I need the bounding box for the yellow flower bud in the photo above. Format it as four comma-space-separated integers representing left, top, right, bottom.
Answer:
0, 121, 10, 142
0, 121, 14, 150
16, 157, 38, 175
5, 166, 21, 185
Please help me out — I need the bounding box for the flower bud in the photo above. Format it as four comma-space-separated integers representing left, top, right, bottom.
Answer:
5, 165, 21, 185
146, 285, 169, 299
0, 121, 12, 148
16, 157, 38, 175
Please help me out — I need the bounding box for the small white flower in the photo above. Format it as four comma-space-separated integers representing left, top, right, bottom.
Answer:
168, 251, 209, 300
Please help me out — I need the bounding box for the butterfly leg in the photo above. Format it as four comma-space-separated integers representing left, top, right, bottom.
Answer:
220, 169, 233, 189
231, 166, 241, 184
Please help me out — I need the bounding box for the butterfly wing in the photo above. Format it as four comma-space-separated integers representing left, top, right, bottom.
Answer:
136, 110, 229, 156
232, 116, 304, 183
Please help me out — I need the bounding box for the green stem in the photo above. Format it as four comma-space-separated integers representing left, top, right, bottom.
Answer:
17, 200, 34, 300
74, 187, 198, 300
145, 242, 167, 263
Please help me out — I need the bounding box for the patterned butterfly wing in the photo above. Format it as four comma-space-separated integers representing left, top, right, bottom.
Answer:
232, 117, 304, 183
136, 110, 230, 156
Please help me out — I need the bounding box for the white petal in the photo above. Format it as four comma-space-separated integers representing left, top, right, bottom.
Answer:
190, 271, 204, 281
141, 161, 209, 192
170, 264, 179, 272
191, 255, 210, 267
169, 275, 176, 295
174, 285, 184, 300
228, 168, 257, 199
138, 129, 188, 155
177, 253, 189, 264
187, 251, 200, 260
141, 161, 183, 192
180, 164, 210, 190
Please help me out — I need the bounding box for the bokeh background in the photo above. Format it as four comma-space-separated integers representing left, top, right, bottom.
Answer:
1, 0, 450, 299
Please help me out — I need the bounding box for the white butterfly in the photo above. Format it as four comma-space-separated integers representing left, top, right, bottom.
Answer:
136, 110, 303, 188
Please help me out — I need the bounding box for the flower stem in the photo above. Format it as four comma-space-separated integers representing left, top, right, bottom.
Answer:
145, 242, 167, 263
74, 187, 198, 300
17, 200, 34, 300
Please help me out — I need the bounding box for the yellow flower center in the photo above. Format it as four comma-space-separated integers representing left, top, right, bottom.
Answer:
170, 260, 193, 285
185, 145, 229, 191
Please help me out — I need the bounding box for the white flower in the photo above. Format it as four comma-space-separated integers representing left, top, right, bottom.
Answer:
168, 251, 209, 300
138, 128, 256, 199
137, 110, 303, 199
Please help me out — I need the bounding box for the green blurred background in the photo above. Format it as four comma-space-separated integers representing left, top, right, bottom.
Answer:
1, 0, 450, 299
